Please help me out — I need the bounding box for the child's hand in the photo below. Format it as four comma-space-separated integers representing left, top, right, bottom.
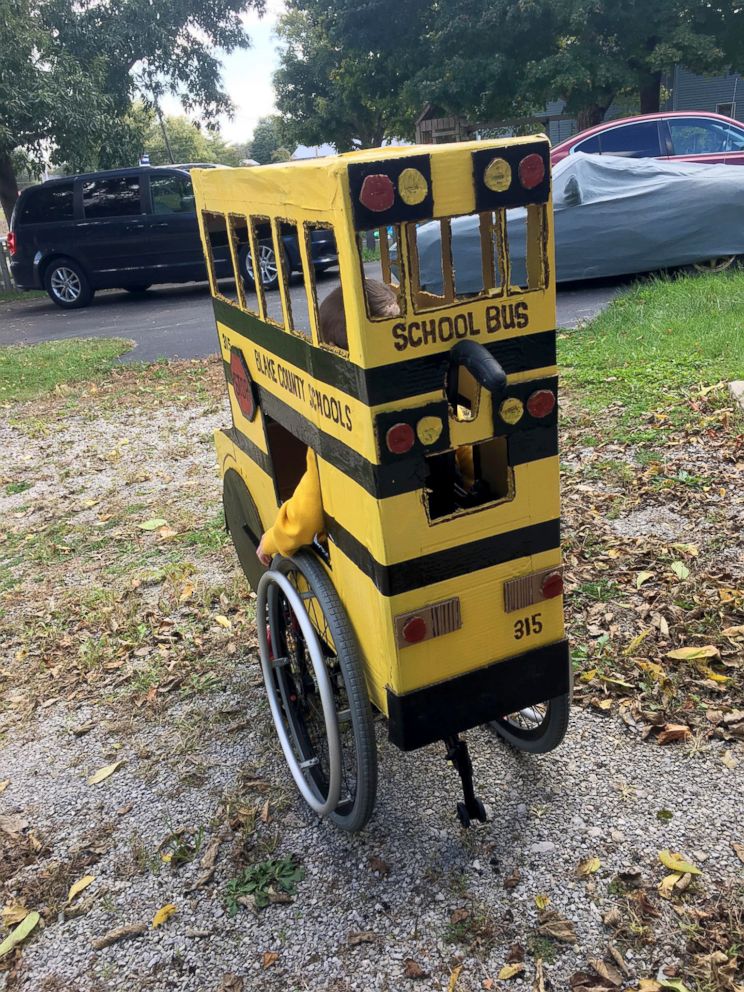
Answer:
256, 534, 272, 567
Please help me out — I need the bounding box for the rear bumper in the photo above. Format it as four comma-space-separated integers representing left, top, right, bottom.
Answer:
386, 638, 570, 750
9, 258, 38, 290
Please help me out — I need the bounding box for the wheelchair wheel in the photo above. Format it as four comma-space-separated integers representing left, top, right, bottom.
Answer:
257, 551, 377, 832
488, 694, 570, 754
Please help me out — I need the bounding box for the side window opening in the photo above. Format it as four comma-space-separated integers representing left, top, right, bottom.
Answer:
248, 216, 269, 320
19, 183, 74, 224
305, 222, 348, 354
151, 173, 194, 214
425, 437, 514, 521
202, 211, 235, 301
277, 220, 312, 338
227, 214, 258, 314
265, 417, 308, 504
82, 175, 141, 218
356, 225, 404, 319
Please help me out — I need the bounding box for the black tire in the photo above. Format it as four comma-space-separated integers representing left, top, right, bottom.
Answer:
488, 694, 570, 754
44, 257, 93, 309
124, 284, 152, 294
239, 240, 280, 291
269, 551, 377, 831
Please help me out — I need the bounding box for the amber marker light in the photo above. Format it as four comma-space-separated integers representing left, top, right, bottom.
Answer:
518, 153, 546, 190
499, 397, 524, 425
416, 415, 443, 446
526, 389, 556, 418
541, 572, 564, 599
386, 422, 415, 454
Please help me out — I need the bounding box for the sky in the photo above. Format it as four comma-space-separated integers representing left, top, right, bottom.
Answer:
162, 1, 284, 145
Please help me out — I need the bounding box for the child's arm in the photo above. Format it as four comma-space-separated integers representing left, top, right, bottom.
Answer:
258, 449, 325, 563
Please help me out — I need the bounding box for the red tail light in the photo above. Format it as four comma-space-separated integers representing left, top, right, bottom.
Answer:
386, 422, 415, 454
6, 232, 16, 256
518, 153, 546, 190
527, 389, 556, 418
541, 572, 564, 599
402, 616, 427, 644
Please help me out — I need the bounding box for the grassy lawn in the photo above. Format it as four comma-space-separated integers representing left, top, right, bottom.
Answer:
559, 270, 744, 442
0, 288, 45, 303
0, 336, 133, 404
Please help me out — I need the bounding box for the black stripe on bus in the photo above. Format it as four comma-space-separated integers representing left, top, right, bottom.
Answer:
224, 367, 559, 500
224, 425, 273, 477
326, 514, 561, 597
214, 297, 557, 407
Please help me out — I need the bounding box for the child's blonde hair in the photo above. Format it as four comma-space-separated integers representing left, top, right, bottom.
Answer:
319, 279, 399, 350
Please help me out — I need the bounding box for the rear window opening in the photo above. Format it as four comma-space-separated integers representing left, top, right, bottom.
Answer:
19, 183, 74, 224
425, 437, 514, 521
265, 417, 308, 504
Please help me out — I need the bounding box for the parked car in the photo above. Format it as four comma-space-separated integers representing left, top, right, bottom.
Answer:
551, 111, 744, 167
8, 165, 337, 308
412, 153, 744, 287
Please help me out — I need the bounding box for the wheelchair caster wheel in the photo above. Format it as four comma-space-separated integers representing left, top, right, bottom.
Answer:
472, 798, 487, 823
457, 802, 471, 828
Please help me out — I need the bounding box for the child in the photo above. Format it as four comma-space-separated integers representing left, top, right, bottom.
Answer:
256, 279, 399, 565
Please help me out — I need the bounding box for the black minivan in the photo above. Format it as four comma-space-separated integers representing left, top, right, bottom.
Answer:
9, 166, 338, 309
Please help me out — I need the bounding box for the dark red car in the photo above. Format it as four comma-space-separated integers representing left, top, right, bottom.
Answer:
551, 111, 744, 167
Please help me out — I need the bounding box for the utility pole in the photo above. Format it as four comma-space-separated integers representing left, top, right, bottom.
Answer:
155, 100, 175, 164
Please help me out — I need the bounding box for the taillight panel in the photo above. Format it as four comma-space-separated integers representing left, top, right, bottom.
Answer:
503, 566, 564, 614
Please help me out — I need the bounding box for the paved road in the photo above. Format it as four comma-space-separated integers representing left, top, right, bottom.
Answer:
0, 271, 623, 364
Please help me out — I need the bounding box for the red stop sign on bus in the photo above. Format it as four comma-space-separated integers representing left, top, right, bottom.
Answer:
230, 348, 257, 421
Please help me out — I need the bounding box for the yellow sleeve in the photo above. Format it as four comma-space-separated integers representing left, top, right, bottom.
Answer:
455, 445, 475, 490
262, 449, 325, 557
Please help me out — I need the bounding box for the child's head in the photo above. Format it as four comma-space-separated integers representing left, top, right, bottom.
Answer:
319, 279, 399, 350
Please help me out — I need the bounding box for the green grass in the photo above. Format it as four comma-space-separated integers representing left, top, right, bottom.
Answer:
0, 337, 132, 403
560, 271, 744, 441
0, 289, 45, 303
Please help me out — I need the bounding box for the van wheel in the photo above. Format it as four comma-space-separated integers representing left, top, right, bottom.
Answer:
44, 258, 93, 309
239, 241, 280, 291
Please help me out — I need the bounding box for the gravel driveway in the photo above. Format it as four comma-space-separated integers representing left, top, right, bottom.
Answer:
1, 360, 741, 992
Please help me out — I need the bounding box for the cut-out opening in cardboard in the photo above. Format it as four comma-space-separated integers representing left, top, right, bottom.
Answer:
425, 436, 513, 521
228, 214, 259, 314
356, 226, 404, 320
265, 417, 309, 505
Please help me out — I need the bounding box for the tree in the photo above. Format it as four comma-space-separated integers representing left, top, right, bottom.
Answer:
250, 116, 289, 164
0, 0, 264, 223
274, 1, 424, 151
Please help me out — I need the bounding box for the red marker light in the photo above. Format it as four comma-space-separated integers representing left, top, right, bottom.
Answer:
518, 153, 545, 190
386, 422, 415, 454
526, 389, 556, 418
7, 232, 16, 256
359, 174, 395, 212
230, 350, 256, 421
402, 616, 427, 643
542, 571, 564, 599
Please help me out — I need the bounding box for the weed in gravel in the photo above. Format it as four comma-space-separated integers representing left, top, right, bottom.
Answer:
444, 902, 498, 957
225, 855, 304, 914
159, 825, 205, 869
526, 934, 559, 964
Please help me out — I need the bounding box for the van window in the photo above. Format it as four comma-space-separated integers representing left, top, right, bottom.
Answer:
82, 175, 142, 218
19, 183, 74, 224
151, 173, 194, 214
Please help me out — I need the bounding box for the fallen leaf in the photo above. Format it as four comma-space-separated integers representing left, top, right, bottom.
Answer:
722, 750, 739, 770
152, 904, 177, 928
348, 931, 378, 945
666, 645, 719, 661
91, 923, 147, 949
1, 904, 29, 928
730, 841, 744, 864
656, 973, 692, 992
450, 908, 470, 925
671, 542, 699, 557
0, 813, 27, 838
538, 908, 577, 942
138, 517, 168, 530
157, 526, 179, 540
503, 868, 521, 889
498, 963, 525, 980
216, 976, 244, 992
624, 629, 652, 655
505, 943, 525, 964
403, 958, 428, 979
535, 893, 551, 910
368, 856, 390, 876
722, 625, 744, 638
87, 761, 124, 785
215, 614, 232, 629
179, 583, 195, 602
602, 906, 622, 927
636, 571, 654, 588
448, 964, 463, 991
533, 959, 546, 992
261, 951, 278, 969
66, 875, 95, 904
588, 958, 623, 986
0, 912, 40, 959
577, 857, 601, 877
670, 561, 689, 581
0, 780, 9, 793
658, 850, 701, 875
483, 981, 494, 991
637, 981, 662, 991
656, 724, 691, 745
71, 722, 95, 737
260, 800, 270, 824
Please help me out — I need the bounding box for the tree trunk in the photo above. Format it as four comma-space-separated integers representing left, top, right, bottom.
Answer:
639, 71, 662, 114
0, 149, 19, 227
576, 104, 608, 131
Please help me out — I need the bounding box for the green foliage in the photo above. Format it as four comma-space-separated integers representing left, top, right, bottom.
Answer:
250, 116, 289, 164
225, 856, 304, 914
0, 337, 132, 403
274, 2, 421, 150
140, 114, 243, 167
0, 0, 264, 220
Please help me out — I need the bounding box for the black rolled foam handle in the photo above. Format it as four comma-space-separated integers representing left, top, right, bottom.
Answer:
446, 339, 507, 410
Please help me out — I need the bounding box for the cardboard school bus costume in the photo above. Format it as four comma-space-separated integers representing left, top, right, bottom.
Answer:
193, 137, 570, 831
